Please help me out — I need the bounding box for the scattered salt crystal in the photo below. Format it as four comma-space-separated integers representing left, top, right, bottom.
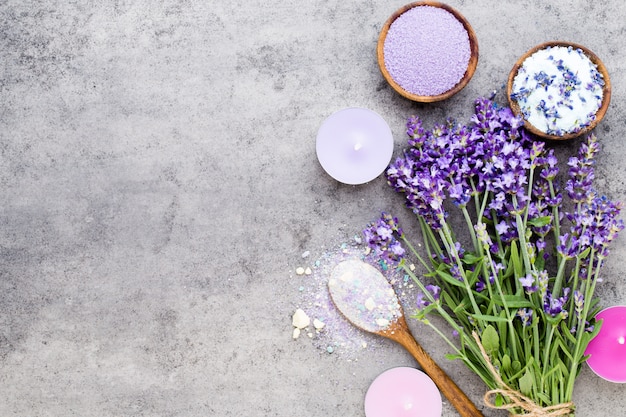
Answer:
307, 332, 314, 338
409, 264, 416, 271
364, 297, 376, 311
301, 251, 310, 258
327, 346, 334, 354
292, 328, 301, 339
304, 267, 312, 275
313, 318, 326, 330
292, 308, 311, 329
296, 267, 305, 275
376, 318, 390, 327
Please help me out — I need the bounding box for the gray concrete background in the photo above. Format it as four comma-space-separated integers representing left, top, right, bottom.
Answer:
1, 0, 625, 416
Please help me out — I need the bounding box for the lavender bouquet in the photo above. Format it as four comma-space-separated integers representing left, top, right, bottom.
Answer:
363, 96, 623, 416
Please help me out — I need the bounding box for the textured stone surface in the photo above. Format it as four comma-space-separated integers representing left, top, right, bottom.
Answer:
1, 0, 625, 416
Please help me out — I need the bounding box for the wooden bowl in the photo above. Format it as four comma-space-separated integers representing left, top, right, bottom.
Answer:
507, 41, 611, 141
377, 2, 479, 103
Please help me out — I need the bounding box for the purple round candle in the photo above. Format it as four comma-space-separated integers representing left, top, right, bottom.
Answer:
316, 108, 393, 185
383, 5, 471, 96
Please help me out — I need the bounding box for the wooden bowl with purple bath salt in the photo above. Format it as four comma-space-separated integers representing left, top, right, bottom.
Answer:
377, 2, 479, 103
507, 41, 611, 141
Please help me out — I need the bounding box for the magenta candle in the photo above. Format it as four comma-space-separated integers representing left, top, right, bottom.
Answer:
316, 107, 394, 185
584, 305, 626, 383
364, 367, 442, 417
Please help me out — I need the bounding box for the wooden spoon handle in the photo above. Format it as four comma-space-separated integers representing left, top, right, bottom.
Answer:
393, 326, 484, 417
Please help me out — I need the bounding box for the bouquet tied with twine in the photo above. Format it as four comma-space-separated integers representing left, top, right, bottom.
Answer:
363, 96, 623, 416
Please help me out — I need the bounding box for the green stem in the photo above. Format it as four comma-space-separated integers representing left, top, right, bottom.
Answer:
422, 313, 495, 388
523, 165, 536, 226
552, 256, 569, 298
548, 180, 561, 257
540, 324, 556, 382
400, 234, 432, 274
484, 247, 519, 362
439, 223, 482, 318
532, 317, 541, 366
565, 250, 600, 401
419, 217, 442, 260
514, 212, 533, 274
461, 206, 479, 254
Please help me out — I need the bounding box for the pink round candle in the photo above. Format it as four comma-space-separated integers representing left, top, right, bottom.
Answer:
585, 305, 626, 383
316, 107, 394, 185
364, 367, 442, 417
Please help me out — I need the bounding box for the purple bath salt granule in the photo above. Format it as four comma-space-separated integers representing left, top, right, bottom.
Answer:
383, 6, 471, 96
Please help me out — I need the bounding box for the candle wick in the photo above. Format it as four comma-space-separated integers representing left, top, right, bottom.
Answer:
354, 143, 362, 151
619, 336, 625, 345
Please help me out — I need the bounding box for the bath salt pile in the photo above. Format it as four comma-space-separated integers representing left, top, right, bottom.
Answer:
328, 259, 402, 333
291, 239, 417, 359
383, 5, 471, 96
511, 45, 605, 136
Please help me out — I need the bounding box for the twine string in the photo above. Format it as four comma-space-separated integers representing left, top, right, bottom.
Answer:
471, 331, 575, 417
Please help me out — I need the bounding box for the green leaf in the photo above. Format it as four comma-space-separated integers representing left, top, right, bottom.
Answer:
512, 360, 522, 373
558, 358, 570, 378
519, 369, 534, 396
533, 254, 545, 271
527, 216, 552, 228
445, 353, 463, 361
453, 298, 470, 315
481, 325, 500, 354
441, 291, 458, 309
435, 269, 466, 288
510, 241, 523, 278
472, 314, 510, 323
501, 354, 512, 372
560, 321, 578, 345
493, 294, 534, 308
577, 246, 592, 260
467, 260, 484, 286
462, 253, 483, 265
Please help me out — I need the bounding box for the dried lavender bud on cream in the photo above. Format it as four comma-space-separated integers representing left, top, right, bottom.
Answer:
383, 5, 471, 96
511, 46, 604, 136
328, 259, 402, 333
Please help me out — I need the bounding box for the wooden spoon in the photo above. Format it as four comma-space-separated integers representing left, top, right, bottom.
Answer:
328, 259, 483, 417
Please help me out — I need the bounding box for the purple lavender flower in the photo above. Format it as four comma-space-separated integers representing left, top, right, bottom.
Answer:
416, 285, 441, 310
426, 284, 441, 301
475, 274, 495, 292
543, 288, 570, 317
363, 213, 406, 264
573, 290, 584, 319
519, 273, 538, 293
539, 149, 559, 181
474, 222, 493, 248
416, 292, 429, 310
565, 134, 598, 203
560, 137, 624, 261
517, 308, 534, 326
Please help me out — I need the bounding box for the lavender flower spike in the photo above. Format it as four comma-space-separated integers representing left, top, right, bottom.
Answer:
363, 212, 406, 264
